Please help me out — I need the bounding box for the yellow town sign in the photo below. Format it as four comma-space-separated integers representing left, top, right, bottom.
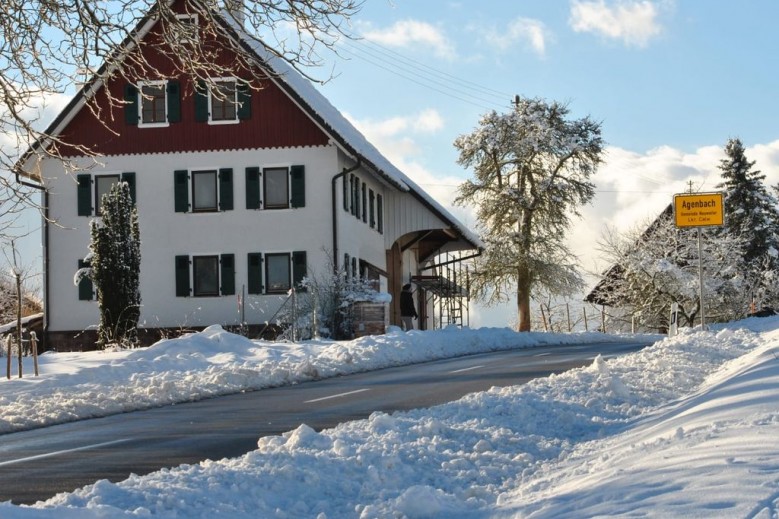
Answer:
673, 192, 724, 228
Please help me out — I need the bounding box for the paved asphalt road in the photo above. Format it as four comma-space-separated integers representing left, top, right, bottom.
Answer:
0, 340, 651, 504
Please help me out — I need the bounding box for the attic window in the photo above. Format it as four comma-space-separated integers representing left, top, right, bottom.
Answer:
209, 79, 238, 123
174, 14, 198, 44
138, 80, 168, 127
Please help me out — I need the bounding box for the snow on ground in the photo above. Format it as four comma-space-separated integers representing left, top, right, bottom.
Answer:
0, 326, 634, 434
2, 318, 779, 517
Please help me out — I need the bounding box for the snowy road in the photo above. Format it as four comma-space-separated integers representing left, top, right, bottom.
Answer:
0, 340, 649, 504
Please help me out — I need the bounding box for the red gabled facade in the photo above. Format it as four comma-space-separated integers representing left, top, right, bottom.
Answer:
58, 0, 329, 157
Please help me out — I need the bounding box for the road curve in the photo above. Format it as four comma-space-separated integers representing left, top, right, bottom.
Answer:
0, 339, 650, 504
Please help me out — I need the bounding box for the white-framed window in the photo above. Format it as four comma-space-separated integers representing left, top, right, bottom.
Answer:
77, 172, 136, 216
94, 174, 120, 216
209, 79, 238, 124
138, 80, 169, 127
192, 255, 219, 297
263, 167, 290, 209
265, 253, 292, 294
191, 170, 218, 212
174, 168, 233, 213
174, 14, 199, 44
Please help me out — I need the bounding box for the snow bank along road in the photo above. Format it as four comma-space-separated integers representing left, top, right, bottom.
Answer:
0, 340, 650, 504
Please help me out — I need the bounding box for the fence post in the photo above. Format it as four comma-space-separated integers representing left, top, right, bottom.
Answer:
5, 335, 11, 379
31, 331, 39, 377
583, 308, 589, 331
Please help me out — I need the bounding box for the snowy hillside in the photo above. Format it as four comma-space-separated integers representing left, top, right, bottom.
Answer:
2, 318, 779, 517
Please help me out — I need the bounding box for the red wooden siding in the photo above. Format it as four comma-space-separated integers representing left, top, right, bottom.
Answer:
58, 2, 329, 156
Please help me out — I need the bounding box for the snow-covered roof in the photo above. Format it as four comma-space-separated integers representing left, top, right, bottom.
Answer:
21, 4, 482, 251
221, 16, 483, 250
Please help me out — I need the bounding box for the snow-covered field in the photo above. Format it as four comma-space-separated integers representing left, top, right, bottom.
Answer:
2, 318, 779, 517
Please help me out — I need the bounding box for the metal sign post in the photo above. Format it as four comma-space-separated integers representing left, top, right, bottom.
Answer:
672, 192, 725, 330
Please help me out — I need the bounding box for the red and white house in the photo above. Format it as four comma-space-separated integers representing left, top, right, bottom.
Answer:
18, 0, 482, 349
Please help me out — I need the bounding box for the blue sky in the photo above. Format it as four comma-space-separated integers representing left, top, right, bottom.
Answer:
303, 0, 779, 326
8, 1, 779, 328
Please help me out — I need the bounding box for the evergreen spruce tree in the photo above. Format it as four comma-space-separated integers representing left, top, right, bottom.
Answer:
716, 138, 779, 307
89, 182, 141, 348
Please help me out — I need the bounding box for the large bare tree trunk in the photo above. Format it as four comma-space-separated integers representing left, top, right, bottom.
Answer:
517, 266, 531, 332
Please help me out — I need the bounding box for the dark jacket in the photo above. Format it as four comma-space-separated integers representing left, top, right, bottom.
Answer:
400, 290, 418, 318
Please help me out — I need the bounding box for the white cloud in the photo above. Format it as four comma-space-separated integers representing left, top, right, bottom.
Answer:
345, 109, 475, 230
569, 0, 665, 48
485, 17, 551, 57
360, 20, 456, 60
571, 140, 779, 276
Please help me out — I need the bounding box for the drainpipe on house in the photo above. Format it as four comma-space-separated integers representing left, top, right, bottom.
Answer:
15, 171, 48, 351
331, 160, 361, 273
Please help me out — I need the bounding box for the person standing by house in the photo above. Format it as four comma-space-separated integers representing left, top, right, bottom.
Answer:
400, 283, 418, 331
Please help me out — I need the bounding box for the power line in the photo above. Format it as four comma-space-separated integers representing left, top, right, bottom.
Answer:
337, 39, 511, 111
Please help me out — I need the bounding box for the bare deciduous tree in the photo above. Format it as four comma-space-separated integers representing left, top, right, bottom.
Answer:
1, 0, 361, 216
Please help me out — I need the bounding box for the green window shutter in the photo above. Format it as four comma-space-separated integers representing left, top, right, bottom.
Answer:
121, 172, 136, 204
194, 80, 209, 122
219, 168, 234, 211
77, 174, 92, 216
342, 175, 349, 211
290, 165, 305, 208
377, 194, 383, 234
350, 175, 356, 215
361, 183, 367, 223
245, 167, 261, 209
237, 83, 252, 120
292, 251, 307, 291
167, 80, 181, 123
369, 189, 375, 228
247, 253, 263, 294
175, 255, 190, 297
174, 170, 189, 213
77, 259, 93, 301
220, 254, 235, 295
124, 84, 138, 125
354, 177, 360, 219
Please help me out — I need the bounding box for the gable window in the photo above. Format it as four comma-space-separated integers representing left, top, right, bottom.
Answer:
140, 81, 167, 125
174, 169, 233, 213
95, 174, 120, 216
196, 79, 251, 123
125, 80, 180, 126
192, 170, 218, 212
174, 14, 198, 44
193, 255, 219, 296
210, 80, 237, 123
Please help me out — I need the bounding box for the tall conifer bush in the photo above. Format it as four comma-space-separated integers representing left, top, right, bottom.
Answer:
89, 182, 141, 348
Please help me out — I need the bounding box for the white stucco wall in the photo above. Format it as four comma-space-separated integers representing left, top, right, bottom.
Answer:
42, 144, 388, 333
